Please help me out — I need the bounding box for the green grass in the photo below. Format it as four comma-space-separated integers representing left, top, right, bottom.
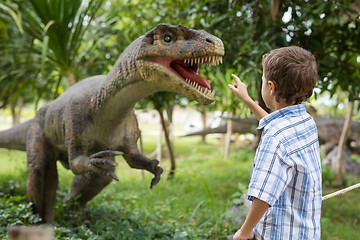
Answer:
1, 135, 360, 239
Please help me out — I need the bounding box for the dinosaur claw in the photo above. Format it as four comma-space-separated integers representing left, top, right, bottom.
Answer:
90, 158, 118, 167
109, 171, 119, 181
150, 167, 163, 189
109, 151, 123, 157
89, 150, 123, 159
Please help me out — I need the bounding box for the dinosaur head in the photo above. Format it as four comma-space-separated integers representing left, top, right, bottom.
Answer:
136, 24, 224, 104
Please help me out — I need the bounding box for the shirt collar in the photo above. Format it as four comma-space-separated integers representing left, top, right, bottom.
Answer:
257, 104, 307, 130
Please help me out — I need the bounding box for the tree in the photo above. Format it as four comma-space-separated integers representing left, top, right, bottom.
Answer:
3, 0, 107, 88
279, 0, 360, 184
136, 92, 179, 180
0, 2, 46, 124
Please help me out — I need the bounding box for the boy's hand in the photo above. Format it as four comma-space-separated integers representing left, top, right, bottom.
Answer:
233, 228, 254, 240
228, 74, 251, 102
228, 73, 268, 121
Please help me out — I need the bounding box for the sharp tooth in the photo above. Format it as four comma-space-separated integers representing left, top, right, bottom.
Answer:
220, 57, 223, 64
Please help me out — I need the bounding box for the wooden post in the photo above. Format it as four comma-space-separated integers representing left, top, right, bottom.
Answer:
335, 101, 354, 184
8, 226, 54, 240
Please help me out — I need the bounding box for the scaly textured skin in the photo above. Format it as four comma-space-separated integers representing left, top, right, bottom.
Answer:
0, 24, 224, 222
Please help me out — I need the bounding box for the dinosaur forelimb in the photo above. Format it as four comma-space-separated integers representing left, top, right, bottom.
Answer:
122, 153, 163, 188
149, 159, 163, 189
70, 150, 121, 181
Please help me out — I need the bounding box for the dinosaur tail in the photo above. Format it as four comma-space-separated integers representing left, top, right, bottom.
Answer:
0, 119, 35, 151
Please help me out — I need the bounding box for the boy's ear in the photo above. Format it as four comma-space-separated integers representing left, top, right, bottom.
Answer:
268, 80, 277, 95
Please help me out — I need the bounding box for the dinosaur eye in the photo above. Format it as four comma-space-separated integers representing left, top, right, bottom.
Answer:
164, 35, 171, 43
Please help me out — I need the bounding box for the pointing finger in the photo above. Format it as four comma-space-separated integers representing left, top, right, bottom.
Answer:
231, 74, 242, 85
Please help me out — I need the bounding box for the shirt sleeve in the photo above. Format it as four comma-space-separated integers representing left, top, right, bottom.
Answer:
247, 132, 293, 206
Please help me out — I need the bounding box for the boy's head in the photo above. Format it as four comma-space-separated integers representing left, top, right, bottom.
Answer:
262, 46, 317, 105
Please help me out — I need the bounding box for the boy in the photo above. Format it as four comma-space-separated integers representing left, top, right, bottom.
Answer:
228, 46, 322, 240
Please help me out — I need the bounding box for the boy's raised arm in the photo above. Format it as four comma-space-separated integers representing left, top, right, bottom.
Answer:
228, 74, 268, 121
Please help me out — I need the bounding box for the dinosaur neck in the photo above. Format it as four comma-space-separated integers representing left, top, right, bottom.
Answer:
94, 56, 157, 124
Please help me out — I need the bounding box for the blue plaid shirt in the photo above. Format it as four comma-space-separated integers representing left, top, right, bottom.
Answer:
247, 104, 322, 240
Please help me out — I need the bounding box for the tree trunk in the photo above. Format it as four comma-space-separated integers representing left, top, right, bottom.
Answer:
10, 97, 23, 126
138, 130, 144, 180
199, 105, 207, 143
271, 0, 280, 21
158, 109, 176, 180
156, 126, 162, 163
224, 111, 233, 159
335, 101, 355, 184
67, 73, 77, 86
167, 105, 174, 154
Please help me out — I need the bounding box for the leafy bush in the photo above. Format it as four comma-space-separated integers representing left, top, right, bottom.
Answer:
0, 138, 359, 239
0, 194, 41, 239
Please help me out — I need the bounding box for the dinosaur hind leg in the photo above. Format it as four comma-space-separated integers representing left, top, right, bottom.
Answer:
26, 124, 58, 222
63, 164, 114, 210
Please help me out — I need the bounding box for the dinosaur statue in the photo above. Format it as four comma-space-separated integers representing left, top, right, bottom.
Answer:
0, 23, 224, 222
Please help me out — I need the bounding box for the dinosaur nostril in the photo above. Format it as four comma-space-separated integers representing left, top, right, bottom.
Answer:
206, 38, 214, 45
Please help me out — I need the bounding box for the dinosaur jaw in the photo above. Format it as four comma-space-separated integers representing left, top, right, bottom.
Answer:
149, 56, 222, 103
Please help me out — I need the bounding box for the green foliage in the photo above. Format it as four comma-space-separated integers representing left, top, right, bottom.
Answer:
2, 0, 360, 113
322, 187, 360, 240
0, 195, 41, 240
280, 0, 360, 101
1, 136, 360, 239
323, 163, 360, 188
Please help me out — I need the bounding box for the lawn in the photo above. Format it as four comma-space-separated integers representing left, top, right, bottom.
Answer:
0, 134, 359, 239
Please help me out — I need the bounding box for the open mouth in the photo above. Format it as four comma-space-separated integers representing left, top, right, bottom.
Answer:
151, 56, 223, 98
